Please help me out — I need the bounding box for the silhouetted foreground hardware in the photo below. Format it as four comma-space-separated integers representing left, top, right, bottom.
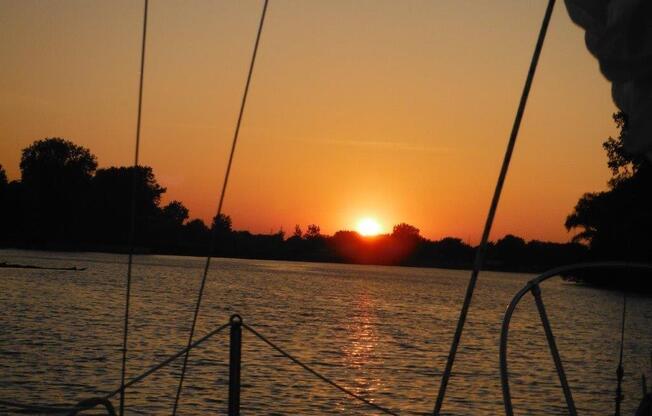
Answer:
3, 0, 652, 414
0, 262, 86, 271
3, 261, 652, 415
0, 315, 400, 415
500, 262, 652, 416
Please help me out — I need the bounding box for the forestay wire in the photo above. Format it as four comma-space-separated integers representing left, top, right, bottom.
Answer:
432, 0, 556, 414
119, 1, 149, 415
171, 1, 270, 414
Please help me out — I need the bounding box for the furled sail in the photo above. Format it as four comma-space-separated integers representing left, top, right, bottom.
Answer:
565, 0, 652, 160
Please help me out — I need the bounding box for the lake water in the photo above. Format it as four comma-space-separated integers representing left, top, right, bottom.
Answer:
1, 249, 651, 415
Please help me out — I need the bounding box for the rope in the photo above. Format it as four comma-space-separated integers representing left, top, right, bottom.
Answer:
2, 318, 398, 413
119, 1, 149, 415
618, 294, 627, 375
615, 293, 627, 416
243, 323, 400, 416
0, 322, 230, 414
171, 1, 270, 412
432, 1, 556, 414
105, 322, 229, 399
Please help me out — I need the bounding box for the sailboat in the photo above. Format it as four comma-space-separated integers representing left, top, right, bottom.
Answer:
1, 0, 652, 415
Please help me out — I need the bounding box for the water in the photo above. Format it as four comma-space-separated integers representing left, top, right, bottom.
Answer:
1, 249, 651, 415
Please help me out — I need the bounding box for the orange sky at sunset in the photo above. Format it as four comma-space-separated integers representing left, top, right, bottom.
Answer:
0, 1, 618, 244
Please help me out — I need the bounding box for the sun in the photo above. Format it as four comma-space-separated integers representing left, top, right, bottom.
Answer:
357, 217, 382, 236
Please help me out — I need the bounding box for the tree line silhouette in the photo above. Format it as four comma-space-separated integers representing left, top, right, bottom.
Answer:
1, 121, 648, 280
563, 112, 652, 289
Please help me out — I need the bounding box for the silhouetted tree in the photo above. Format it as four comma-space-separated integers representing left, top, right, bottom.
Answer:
0, 165, 11, 241
0, 164, 7, 190
0, 164, 7, 216
385, 223, 420, 264
285, 224, 306, 258
330, 230, 365, 262
565, 112, 651, 288
0, 137, 591, 271
566, 112, 652, 262
179, 218, 208, 248
20, 138, 97, 184
0, 179, 23, 245
19, 138, 98, 243
602, 112, 646, 187
148, 200, 190, 249
392, 223, 420, 240
212, 213, 232, 234
305, 224, 321, 239
90, 166, 165, 246
162, 200, 189, 226
300, 224, 328, 260
185, 218, 209, 235
431, 237, 474, 267
490, 235, 527, 268
209, 213, 233, 254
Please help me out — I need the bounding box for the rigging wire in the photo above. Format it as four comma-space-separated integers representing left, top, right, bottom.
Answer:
432, 0, 556, 414
0, 323, 231, 414
615, 292, 627, 416
119, 1, 149, 415
171, 1, 270, 413
106, 323, 230, 399
243, 323, 400, 416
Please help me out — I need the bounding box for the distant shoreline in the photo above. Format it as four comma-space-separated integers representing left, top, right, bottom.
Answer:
7, 244, 652, 295
0, 242, 581, 275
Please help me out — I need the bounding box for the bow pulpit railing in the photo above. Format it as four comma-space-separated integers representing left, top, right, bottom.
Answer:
499, 262, 652, 416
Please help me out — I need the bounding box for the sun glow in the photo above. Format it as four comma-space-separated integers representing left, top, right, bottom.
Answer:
357, 218, 382, 236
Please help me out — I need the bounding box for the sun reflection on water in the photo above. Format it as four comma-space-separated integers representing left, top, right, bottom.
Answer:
341, 291, 385, 400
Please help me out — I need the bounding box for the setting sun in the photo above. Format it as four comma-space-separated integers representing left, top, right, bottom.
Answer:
357, 218, 382, 236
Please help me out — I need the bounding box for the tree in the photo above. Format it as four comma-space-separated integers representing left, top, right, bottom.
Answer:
20, 138, 97, 184
146, 200, 190, 249
179, 218, 210, 252
434, 237, 474, 265
392, 223, 420, 240
0, 164, 7, 190
212, 213, 232, 234
0, 164, 7, 214
162, 200, 189, 226
0, 165, 11, 241
491, 234, 527, 268
90, 166, 166, 245
602, 112, 646, 187
305, 224, 321, 239
566, 112, 652, 262
185, 218, 209, 235
292, 224, 303, 239
19, 138, 98, 242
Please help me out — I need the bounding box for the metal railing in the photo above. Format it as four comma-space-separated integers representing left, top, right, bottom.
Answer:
1, 314, 399, 415
500, 262, 652, 416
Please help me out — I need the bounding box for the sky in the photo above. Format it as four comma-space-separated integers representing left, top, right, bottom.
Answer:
0, 0, 618, 244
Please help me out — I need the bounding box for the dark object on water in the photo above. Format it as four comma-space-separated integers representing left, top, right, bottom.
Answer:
635, 394, 652, 416
0, 261, 86, 271
635, 355, 652, 416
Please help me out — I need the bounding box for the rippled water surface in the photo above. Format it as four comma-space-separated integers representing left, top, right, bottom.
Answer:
1, 249, 651, 415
